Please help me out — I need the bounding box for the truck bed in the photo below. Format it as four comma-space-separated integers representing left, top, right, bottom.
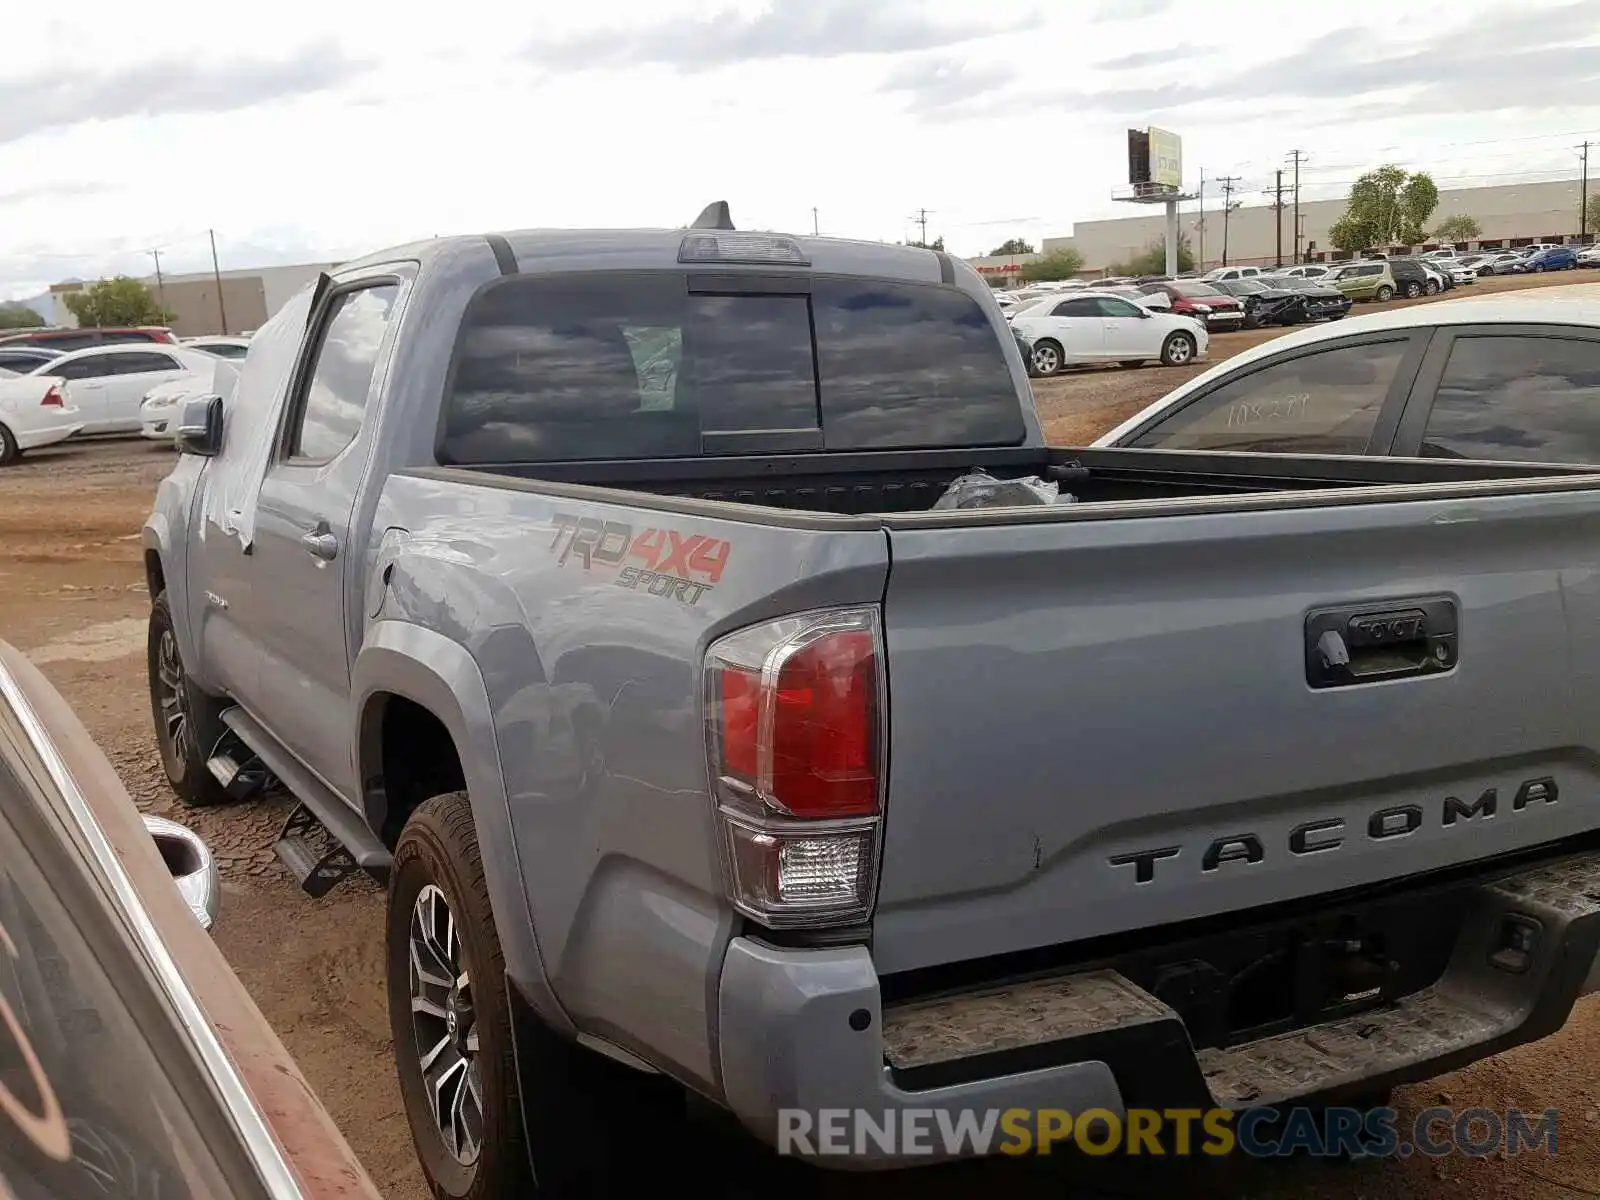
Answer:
423, 446, 1589, 518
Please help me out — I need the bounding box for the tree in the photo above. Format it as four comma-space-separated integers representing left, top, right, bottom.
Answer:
1586, 194, 1600, 237
906, 236, 946, 251
1432, 214, 1482, 243
62, 276, 173, 328
0, 303, 44, 330
1328, 165, 1440, 251
1109, 235, 1195, 277
988, 237, 1034, 256
1019, 247, 1085, 282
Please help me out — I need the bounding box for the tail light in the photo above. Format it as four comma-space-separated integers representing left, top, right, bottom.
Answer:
40, 385, 63, 408
704, 607, 885, 927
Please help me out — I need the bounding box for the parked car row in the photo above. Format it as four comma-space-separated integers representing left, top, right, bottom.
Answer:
0, 332, 251, 466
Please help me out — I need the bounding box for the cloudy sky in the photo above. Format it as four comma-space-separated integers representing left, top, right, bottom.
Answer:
3, 0, 1598, 299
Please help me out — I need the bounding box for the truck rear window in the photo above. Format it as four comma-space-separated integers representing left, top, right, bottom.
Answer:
439, 271, 1023, 463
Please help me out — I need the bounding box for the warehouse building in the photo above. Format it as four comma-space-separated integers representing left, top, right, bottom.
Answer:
46, 261, 337, 336
967, 177, 1594, 283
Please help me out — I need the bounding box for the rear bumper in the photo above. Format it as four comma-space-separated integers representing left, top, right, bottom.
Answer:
717, 849, 1600, 1169
15, 419, 84, 450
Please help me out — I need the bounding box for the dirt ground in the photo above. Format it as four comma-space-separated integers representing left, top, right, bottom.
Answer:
5, 271, 1600, 1198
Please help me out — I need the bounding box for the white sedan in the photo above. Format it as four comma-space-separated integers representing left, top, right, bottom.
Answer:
0, 367, 83, 465
1009, 290, 1208, 376
26, 344, 219, 435
140, 359, 239, 444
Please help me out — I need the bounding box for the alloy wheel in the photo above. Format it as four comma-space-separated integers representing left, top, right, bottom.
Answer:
1031, 344, 1060, 375
408, 883, 484, 1166
155, 630, 189, 758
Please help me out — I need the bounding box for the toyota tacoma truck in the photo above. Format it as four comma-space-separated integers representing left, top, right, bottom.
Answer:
144, 205, 1600, 1195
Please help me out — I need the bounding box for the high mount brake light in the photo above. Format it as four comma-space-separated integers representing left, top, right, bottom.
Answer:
704, 607, 884, 927
678, 232, 810, 266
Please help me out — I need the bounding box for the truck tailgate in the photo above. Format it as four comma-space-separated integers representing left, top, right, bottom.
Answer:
873, 484, 1600, 975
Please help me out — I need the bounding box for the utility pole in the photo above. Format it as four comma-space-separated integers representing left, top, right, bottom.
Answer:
1197, 168, 1206, 270
812, 207, 819, 236
1266, 170, 1285, 267
1216, 176, 1240, 265
1579, 142, 1591, 242
147, 248, 166, 309
908, 207, 931, 246
1287, 150, 1306, 263
208, 228, 228, 335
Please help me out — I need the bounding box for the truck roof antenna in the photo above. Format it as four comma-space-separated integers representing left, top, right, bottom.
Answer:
690, 201, 735, 231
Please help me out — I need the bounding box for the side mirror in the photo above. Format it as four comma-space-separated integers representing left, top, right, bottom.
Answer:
175, 394, 224, 457
144, 814, 220, 930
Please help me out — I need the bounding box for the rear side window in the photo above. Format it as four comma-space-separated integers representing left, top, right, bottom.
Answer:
440, 272, 1023, 462
109, 351, 180, 373
1420, 334, 1600, 463
1128, 339, 1410, 454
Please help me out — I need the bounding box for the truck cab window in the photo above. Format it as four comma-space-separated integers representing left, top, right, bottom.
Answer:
1129, 339, 1409, 454
1420, 334, 1600, 463
287, 283, 398, 463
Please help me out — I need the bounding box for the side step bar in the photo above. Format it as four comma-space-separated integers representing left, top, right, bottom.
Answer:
219, 707, 393, 892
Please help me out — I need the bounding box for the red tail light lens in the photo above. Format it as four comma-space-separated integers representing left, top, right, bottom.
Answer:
704, 607, 885, 926
770, 630, 878, 818
40, 386, 63, 407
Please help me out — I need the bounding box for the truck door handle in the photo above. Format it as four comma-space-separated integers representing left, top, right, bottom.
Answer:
1305, 597, 1458, 689
300, 530, 339, 561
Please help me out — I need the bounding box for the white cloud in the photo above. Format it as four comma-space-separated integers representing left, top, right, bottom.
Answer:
2, 0, 1599, 298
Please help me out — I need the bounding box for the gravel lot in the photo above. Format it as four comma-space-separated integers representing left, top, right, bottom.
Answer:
5, 273, 1600, 1198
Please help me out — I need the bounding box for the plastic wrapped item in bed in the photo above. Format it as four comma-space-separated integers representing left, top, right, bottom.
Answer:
932, 469, 1077, 510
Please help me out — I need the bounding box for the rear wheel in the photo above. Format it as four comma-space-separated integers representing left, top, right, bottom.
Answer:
0, 423, 17, 467
389, 792, 685, 1197
1030, 340, 1063, 377
1403, 281, 1422, 299
147, 592, 231, 808
1375, 285, 1395, 302
1160, 331, 1196, 367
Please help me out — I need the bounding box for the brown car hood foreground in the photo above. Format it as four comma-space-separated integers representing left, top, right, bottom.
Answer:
1, 644, 382, 1200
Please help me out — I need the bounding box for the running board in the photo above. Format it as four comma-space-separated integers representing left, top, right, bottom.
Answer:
219, 707, 392, 884
205, 727, 273, 801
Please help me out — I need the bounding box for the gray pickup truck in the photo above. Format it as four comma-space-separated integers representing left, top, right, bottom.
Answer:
144, 207, 1600, 1193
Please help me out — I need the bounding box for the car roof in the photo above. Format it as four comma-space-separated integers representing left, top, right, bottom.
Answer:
338, 223, 950, 286
44, 343, 212, 367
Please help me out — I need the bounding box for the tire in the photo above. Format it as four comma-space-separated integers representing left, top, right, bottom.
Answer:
1403, 281, 1422, 299
1375, 285, 1395, 302
147, 592, 231, 808
388, 792, 685, 1198
0, 423, 17, 467
1425, 280, 1440, 295
1160, 331, 1196, 367
1118, 360, 1145, 368
1030, 340, 1063, 377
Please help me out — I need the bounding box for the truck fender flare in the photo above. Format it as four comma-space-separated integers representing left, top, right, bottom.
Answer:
139, 519, 203, 683
352, 620, 573, 1035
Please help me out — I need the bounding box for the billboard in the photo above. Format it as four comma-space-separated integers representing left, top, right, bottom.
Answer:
1127, 127, 1183, 190
1149, 127, 1182, 188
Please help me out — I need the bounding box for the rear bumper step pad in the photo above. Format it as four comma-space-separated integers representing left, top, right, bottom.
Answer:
881, 851, 1600, 1109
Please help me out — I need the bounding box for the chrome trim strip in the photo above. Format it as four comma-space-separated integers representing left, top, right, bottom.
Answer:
0, 660, 304, 1200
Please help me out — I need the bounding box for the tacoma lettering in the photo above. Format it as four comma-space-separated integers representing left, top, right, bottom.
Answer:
1109, 777, 1558, 884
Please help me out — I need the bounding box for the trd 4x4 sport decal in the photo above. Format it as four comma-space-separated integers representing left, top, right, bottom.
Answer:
549, 513, 731, 606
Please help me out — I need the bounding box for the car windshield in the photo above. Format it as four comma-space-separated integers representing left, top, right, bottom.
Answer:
1261, 276, 1313, 291
1171, 282, 1225, 298
1229, 280, 1271, 295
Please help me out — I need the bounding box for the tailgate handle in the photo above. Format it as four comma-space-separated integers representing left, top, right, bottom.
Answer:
1306, 598, 1457, 689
